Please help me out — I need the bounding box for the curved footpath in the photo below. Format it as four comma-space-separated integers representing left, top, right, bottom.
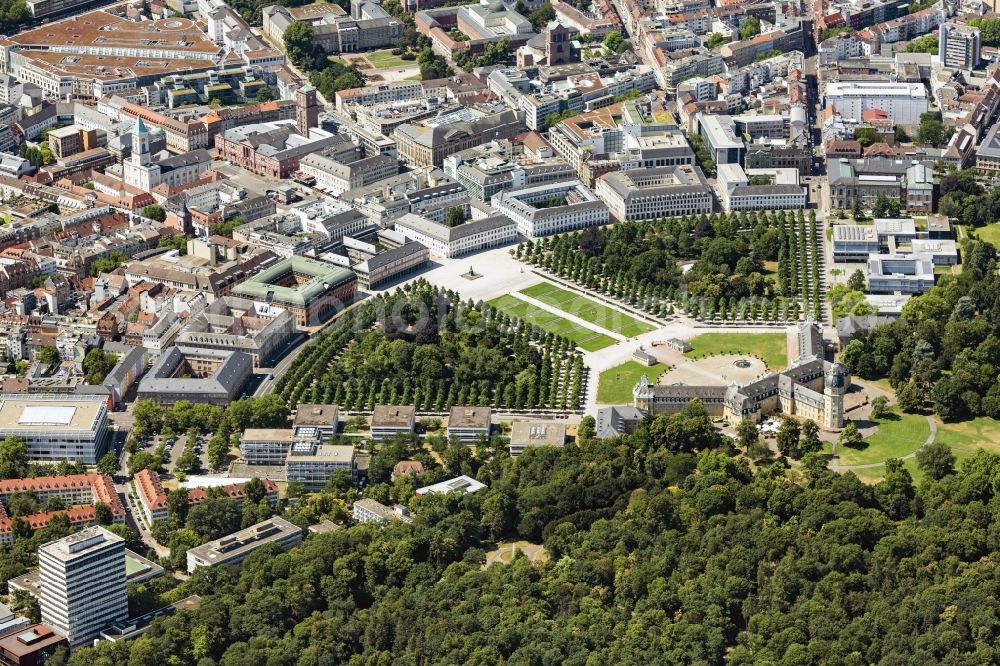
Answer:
835, 415, 938, 471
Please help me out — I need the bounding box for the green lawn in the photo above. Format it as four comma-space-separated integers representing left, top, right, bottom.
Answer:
832, 409, 930, 467
850, 458, 922, 485
852, 415, 1000, 484
972, 223, 1000, 246
365, 50, 411, 69
597, 360, 668, 404
489, 294, 617, 352
519, 282, 655, 338
934, 416, 1000, 464
687, 332, 788, 370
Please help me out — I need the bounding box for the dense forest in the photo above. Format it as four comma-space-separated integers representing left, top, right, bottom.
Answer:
275, 280, 586, 411
515, 209, 824, 322
48, 407, 1000, 666
838, 236, 1000, 421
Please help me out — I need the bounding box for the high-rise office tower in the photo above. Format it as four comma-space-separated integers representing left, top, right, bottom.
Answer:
39, 526, 127, 647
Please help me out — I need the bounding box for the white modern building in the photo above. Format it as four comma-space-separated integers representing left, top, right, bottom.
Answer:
824, 81, 928, 125
716, 164, 807, 211
866, 253, 935, 294
698, 114, 744, 165
0, 395, 110, 464
447, 405, 492, 442
832, 224, 880, 262
415, 475, 487, 495
393, 213, 516, 258
39, 527, 127, 647
335, 81, 424, 113
353, 498, 412, 525
491, 180, 609, 237
911, 239, 959, 265
292, 404, 340, 441
371, 404, 416, 440
508, 421, 567, 457
595, 165, 713, 221
939, 23, 980, 71
284, 442, 355, 490
240, 428, 295, 465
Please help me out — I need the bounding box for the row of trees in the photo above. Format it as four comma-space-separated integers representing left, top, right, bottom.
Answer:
16, 141, 53, 168
454, 38, 510, 72
52, 398, 1000, 666
275, 280, 587, 411
515, 209, 823, 324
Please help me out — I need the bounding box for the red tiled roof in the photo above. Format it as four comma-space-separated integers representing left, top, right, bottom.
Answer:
135, 468, 278, 514
134, 468, 167, 510
0, 473, 125, 535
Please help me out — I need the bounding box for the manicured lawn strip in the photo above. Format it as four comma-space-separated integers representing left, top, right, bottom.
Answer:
488, 295, 616, 352
686, 332, 788, 370
519, 282, 655, 338
597, 360, 668, 404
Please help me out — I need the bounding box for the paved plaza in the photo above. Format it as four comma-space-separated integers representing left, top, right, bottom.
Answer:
659, 355, 769, 387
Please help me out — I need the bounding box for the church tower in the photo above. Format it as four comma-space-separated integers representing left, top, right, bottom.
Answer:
132, 117, 150, 166
296, 85, 319, 138
123, 117, 158, 192
823, 363, 850, 429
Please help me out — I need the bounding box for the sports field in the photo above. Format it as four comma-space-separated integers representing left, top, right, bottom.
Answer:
489, 295, 616, 352
519, 282, 655, 338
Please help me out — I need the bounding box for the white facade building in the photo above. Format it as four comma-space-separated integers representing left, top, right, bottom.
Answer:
717, 164, 807, 211
240, 428, 295, 465
284, 443, 355, 490
393, 213, 516, 258
491, 180, 609, 237
353, 498, 412, 524
595, 165, 713, 221
186, 517, 303, 573
39, 527, 127, 647
0, 395, 110, 464
824, 81, 928, 125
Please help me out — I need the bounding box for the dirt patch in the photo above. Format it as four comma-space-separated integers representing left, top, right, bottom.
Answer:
484, 541, 549, 568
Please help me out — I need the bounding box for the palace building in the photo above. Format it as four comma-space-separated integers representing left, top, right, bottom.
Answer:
633, 321, 850, 429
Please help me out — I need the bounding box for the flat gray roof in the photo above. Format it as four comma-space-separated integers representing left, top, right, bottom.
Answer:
187, 516, 302, 563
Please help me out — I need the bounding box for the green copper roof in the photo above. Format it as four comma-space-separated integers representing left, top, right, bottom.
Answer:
234, 256, 355, 307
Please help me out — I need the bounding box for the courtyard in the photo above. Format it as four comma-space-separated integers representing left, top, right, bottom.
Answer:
659, 354, 768, 387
